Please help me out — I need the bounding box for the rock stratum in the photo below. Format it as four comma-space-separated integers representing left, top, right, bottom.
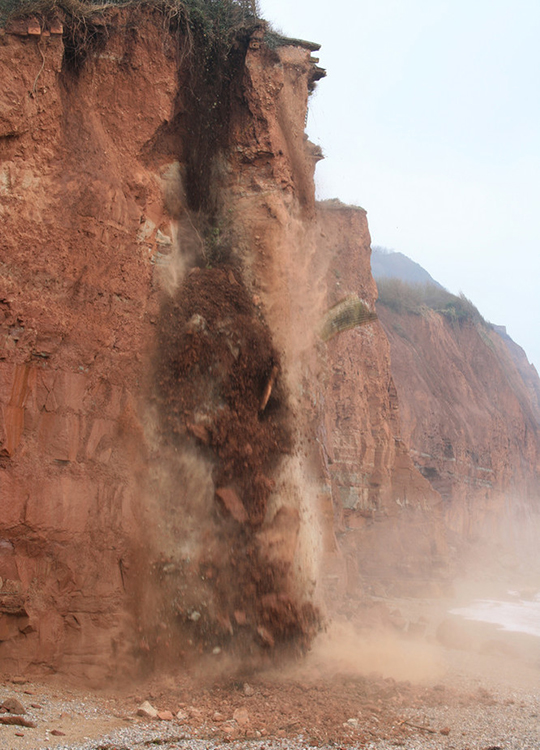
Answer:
0, 5, 538, 681
377, 301, 540, 568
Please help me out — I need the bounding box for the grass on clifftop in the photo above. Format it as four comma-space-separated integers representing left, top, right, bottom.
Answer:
0, 0, 260, 28
376, 277, 488, 327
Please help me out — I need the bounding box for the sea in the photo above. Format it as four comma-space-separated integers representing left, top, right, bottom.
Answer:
451, 591, 540, 638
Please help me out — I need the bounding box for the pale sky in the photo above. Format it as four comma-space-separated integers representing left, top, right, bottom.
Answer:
259, 0, 540, 371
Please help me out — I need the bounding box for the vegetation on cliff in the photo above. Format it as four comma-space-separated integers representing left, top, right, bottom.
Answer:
376, 277, 488, 326
0, 0, 260, 32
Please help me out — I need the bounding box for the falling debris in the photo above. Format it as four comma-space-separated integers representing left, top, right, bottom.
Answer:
260, 364, 279, 411
152, 266, 321, 661
215, 487, 249, 524
321, 295, 377, 341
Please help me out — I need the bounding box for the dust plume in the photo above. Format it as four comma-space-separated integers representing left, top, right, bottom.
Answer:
286, 621, 444, 684
137, 257, 323, 672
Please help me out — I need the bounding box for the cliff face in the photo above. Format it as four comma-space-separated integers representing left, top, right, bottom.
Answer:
0, 8, 335, 678
0, 10, 182, 680
315, 204, 447, 598
0, 5, 505, 680
378, 304, 540, 563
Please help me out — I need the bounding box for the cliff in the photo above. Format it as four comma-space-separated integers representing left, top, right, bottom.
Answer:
315, 204, 447, 600
371, 247, 444, 288
377, 291, 540, 571
1, 8, 172, 680
2, 1, 529, 682
0, 4, 334, 679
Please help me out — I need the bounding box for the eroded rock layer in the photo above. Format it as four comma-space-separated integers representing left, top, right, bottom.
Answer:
378, 304, 540, 569
0, 10, 182, 680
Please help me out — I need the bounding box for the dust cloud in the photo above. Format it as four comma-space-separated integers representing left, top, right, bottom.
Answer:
137, 224, 324, 671
290, 621, 444, 684
139, 163, 540, 691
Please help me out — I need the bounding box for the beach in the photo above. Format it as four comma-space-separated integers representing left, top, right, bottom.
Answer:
0, 588, 539, 749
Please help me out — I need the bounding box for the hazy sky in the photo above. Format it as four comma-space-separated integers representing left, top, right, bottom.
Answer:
259, 0, 540, 371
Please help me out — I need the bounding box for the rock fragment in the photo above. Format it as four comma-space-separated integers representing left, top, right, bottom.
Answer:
2, 697, 26, 714
5, 19, 30, 35
27, 18, 41, 35
260, 364, 278, 411
215, 487, 248, 523
234, 610, 247, 625
256, 625, 275, 647
136, 701, 158, 719
0, 715, 36, 728
186, 422, 210, 444
233, 707, 250, 726
49, 19, 63, 34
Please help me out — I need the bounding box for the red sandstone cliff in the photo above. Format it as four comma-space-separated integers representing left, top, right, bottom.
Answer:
0, 8, 201, 680
0, 5, 476, 680
315, 203, 447, 599
377, 303, 540, 568
0, 8, 334, 678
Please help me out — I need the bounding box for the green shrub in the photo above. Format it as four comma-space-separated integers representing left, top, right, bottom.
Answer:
376, 277, 488, 327
321, 296, 377, 341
